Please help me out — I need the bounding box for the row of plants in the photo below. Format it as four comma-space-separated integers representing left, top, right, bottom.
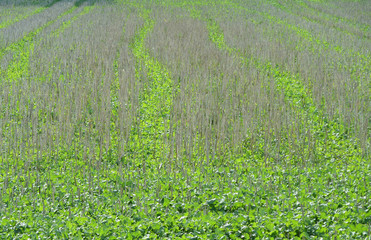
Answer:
0, 3, 95, 159
211, 0, 370, 154
0, 0, 369, 238
155, 2, 369, 158
119, 2, 370, 237
0, 2, 103, 238
0, 7, 45, 29
232, 0, 370, 82
0, 3, 80, 63
196, 4, 369, 237
156, 0, 370, 125
264, 0, 370, 39
206, 18, 360, 161
138, 1, 370, 237
301, 0, 370, 33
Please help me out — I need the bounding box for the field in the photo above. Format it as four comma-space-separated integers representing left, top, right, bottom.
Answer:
0, 0, 370, 238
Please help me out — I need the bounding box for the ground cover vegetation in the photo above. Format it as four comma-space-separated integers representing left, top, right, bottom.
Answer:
0, 0, 370, 238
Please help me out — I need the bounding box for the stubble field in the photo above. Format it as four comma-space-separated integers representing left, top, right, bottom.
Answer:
0, 0, 370, 238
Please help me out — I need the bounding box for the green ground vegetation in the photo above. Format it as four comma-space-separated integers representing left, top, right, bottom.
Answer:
0, 0, 370, 238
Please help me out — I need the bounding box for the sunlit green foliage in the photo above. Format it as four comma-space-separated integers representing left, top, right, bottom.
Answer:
0, 0, 370, 238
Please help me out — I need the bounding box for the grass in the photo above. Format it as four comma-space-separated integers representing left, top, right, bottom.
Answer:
0, 0, 370, 239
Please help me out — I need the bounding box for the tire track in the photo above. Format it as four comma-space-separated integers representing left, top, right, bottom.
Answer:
128, 8, 176, 171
